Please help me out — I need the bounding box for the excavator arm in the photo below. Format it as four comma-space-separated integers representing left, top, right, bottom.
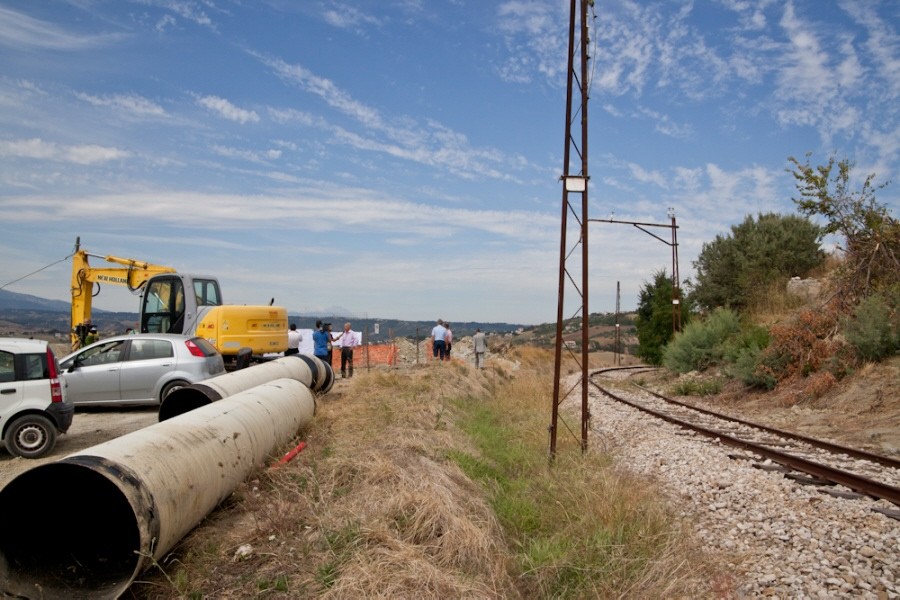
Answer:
70, 237, 176, 349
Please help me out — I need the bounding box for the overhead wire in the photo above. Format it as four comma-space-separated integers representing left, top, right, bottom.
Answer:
0, 253, 73, 291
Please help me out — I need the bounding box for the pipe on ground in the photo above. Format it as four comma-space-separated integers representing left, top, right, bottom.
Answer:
159, 354, 333, 421
0, 377, 315, 600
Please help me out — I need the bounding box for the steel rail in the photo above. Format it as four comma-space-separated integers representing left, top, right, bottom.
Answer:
633, 384, 900, 470
594, 365, 900, 469
590, 375, 900, 507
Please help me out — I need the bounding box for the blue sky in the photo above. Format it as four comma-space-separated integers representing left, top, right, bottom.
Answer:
0, 1, 897, 325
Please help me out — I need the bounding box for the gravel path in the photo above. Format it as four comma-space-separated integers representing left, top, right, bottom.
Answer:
588, 384, 900, 599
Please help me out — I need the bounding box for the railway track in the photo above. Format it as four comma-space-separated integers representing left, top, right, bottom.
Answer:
590, 366, 900, 518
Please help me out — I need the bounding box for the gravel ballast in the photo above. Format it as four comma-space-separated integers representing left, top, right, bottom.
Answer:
588, 384, 900, 599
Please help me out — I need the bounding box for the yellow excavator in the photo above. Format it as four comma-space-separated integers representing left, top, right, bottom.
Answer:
70, 237, 288, 365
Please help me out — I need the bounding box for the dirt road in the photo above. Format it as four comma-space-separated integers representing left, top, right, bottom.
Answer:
0, 407, 158, 490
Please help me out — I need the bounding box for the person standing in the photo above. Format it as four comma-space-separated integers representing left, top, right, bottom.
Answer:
339, 322, 359, 378
312, 320, 329, 362
430, 319, 448, 361
325, 323, 337, 366
473, 328, 487, 369
286, 323, 302, 356
84, 326, 100, 345
445, 323, 453, 360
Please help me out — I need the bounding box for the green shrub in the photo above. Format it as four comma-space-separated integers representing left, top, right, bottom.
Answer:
725, 344, 775, 389
843, 294, 899, 362
669, 377, 723, 396
662, 308, 741, 373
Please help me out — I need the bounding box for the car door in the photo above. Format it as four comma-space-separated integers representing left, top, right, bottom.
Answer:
118, 338, 175, 404
0, 349, 23, 424
61, 340, 127, 404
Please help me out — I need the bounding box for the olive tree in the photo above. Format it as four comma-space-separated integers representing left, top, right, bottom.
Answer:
690, 212, 824, 312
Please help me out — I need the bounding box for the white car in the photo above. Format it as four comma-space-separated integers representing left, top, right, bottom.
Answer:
59, 333, 226, 407
0, 338, 74, 458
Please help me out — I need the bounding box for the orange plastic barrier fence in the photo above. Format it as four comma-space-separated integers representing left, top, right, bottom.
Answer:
330, 343, 398, 369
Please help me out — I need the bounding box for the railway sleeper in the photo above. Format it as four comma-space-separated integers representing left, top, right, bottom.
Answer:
784, 472, 834, 487
871, 507, 900, 521
818, 488, 868, 501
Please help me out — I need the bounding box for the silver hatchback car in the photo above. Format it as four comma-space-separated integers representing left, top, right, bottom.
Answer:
59, 334, 225, 407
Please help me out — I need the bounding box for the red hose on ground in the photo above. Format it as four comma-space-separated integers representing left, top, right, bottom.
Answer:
272, 441, 307, 467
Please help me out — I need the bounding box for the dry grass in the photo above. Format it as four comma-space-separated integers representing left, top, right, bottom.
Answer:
127, 349, 728, 599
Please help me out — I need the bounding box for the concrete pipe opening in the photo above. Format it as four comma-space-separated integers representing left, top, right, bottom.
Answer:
293, 354, 334, 394
0, 378, 315, 599
0, 460, 147, 599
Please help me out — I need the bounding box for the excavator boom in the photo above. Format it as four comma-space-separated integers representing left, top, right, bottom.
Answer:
70, 237, 176, 349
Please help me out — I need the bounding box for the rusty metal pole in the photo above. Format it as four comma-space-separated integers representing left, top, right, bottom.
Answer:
550, 0, 590, 458
549, 0, 578, 460
578, 0, 590, 454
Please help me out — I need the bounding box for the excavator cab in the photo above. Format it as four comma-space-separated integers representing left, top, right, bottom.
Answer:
141, 275, 222, 335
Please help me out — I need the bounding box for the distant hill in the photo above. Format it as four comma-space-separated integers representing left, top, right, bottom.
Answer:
0, 289, 525, 340
0, 289, 72, 311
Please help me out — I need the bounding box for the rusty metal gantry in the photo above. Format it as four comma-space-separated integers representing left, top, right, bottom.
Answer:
550, 0, 592, 460
589, 210, 683, 334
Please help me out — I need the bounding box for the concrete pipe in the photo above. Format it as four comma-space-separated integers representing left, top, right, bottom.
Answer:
159, 354, 332, 421
0, 378, 315, 600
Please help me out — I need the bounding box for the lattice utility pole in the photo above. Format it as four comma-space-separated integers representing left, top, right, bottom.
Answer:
669, 208, 682, 333
550, 0, 592, 459
615, 281, 621, 366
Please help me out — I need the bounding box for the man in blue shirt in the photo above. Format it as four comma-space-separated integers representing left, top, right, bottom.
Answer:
312, 320, 329, 362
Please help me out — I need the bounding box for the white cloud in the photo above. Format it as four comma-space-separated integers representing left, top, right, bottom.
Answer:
196, 95, 260, 124
0, 6, 123, 50
134, 0, 215, 29
0, 138, 130, 164
261, 57, 385, 129
0, 188, 558, 243
257, 54, 540, 182
495, 1, 568, 84
322, 6, 381, 31
76, 93, 168, 119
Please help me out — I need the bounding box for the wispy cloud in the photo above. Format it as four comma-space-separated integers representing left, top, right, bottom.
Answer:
321, 6, 381, 31
495, 1, 568, 84
0, 138, 130, 164
76, 92, 168, 119
0, 6, 122, 50
196, 95, 260, 124
211, 144, 281, 164
0, 188, 558, 243
256, 53, 538, 181
133, 0, 216, 30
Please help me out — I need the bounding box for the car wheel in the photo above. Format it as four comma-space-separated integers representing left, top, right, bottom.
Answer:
4, 414, 57, 459
160, 380, 190, 401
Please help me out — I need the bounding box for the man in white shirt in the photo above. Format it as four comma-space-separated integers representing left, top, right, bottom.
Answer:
286, 323, 302, 356
431, 319, 448, 361
339, 322, 359, 378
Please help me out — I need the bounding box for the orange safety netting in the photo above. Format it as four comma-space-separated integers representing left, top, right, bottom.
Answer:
329, 343, 398, 368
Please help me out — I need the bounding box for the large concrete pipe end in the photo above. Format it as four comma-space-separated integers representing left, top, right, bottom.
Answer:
293, 354, 334, 395
0, 378, 315, 599
159, 354, 319, 421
